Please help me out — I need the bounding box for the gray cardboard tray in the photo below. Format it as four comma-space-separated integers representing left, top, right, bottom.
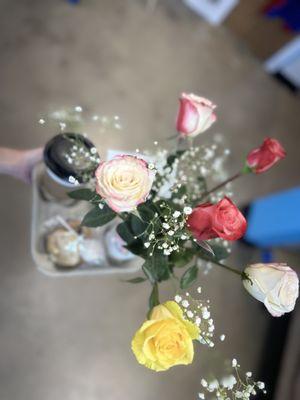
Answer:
31, 163, 141, 277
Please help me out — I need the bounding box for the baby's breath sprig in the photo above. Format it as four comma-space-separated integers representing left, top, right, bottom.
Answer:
62, 134, 100, 184
198, 359, 266, 399
175, 287, 215, 348
142, 202, 192, 257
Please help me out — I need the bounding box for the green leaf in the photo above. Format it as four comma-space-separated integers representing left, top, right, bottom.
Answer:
142, 262, 156, 284
137, 202, 156, 222
117, 222, 135, 245
68, 188, 100, 202
125, 242, 147, 259
192, 241, 230, 262
123, 277, 147, 283
149, 283, 159, 310
141, 251, 170, 282
166, 150, 185, 167
130, 214, 148, 237
81, 205, 115, 227
209, 244, 230, 261
180, 265, 198, 289
169, 250, 194, 268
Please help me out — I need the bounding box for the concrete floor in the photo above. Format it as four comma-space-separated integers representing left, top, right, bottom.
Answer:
0, 1, 299, 399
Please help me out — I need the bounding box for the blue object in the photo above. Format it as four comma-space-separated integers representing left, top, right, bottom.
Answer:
68, 0, 80, 4
265, 0, 300, 32
261, 248, 274, 263
245, 187, 300, 247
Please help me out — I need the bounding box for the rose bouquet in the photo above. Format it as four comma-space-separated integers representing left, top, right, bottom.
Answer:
68, 93, 298, 397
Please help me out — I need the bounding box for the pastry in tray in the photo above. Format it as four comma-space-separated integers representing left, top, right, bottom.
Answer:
45, 219, 104, 269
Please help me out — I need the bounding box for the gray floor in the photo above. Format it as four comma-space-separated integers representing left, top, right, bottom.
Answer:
0, 1, 299, 399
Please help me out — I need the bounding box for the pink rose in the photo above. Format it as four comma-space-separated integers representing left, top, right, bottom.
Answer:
95, 155, 155, 213
187, 197, 247, 241
176, 93, 217, 137
243, 263, 299, 317
246, 138, 286, 174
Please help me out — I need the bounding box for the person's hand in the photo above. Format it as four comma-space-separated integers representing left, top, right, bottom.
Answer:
0, 147, 43, 184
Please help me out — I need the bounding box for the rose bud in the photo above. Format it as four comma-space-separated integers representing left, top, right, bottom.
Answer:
187, 197, 247, 241
95, 155, 155, 213
176, 93, 217, 138
246, 137, 286, 174
243, 263, 299, 317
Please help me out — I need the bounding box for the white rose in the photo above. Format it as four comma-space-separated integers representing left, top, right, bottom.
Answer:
95, 155, 155, 213
243, 263, 299, 317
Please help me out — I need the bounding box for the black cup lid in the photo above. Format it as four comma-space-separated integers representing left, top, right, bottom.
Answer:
43, 133, 99, 184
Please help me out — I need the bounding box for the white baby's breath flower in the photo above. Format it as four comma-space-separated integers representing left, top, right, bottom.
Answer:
174, 295, 182, 303
182, 300, 189, 308
257, 382, 265, 389
220, 334, 226, 341
201, 379, 208, 388
202, 310, 210, 320
173, 210, 181, 218
183, 206, 193, 215
90, 147, 97, 154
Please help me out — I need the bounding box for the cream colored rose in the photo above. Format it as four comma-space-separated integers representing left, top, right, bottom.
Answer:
95, 155, 155, 213
243, 263, 299, 317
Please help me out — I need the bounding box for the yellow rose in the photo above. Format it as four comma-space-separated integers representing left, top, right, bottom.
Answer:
131, 301, 199, 372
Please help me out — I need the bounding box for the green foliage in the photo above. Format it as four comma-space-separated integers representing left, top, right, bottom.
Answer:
166, 150, 185, 167
123, 277, 147, 284
125, 242, 147, 259
192, 241, 230, 262
137, 201, 157, 222
149, 282, 160, 310
68, 188, 101, 203
169, 249, 194, 268
130, 214, 148, 237
142, 250, 170, 283
117, 221, 136, 244
117, 214, 149, 259
81, 205, 116, 227
180, 265, 198, 289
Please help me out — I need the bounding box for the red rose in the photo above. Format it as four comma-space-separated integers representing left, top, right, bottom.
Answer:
246, 138, 286, 174
187, 197, 247, 241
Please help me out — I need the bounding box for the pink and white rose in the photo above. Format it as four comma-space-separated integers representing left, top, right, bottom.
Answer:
95, 155, 155, 213
243, 263, 299, 317
176, 93, 217, 137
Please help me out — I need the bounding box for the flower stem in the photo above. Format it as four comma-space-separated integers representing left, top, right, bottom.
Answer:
201, 171, 242, 200
209, 259, 243, 277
